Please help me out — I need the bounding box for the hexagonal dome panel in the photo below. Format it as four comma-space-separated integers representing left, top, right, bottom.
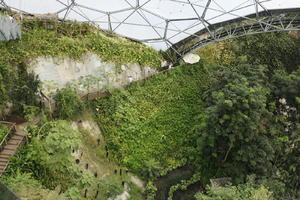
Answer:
1, 0, 300, 54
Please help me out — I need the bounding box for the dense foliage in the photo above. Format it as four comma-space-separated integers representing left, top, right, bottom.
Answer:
3, 119, 123, 200
1, 18, 300, 200
4, 171, 66, 200
196, 64, 274, 177
0, 124, 9, 142
54, 88, 85, 119
94, 32, 300, 199
0, 17, 162, 117
235, 33, 300, 72
98, 177, 123, 199
193, 33, 300, 199
5, 120, 82, 190
93, 63, 212, 175
195, 176, 272, 200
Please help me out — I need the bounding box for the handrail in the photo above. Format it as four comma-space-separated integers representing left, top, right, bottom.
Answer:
0, 121, 16, 152
171, 8, 300, 57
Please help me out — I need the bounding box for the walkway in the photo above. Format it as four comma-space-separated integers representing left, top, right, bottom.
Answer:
0, 117, 39, 176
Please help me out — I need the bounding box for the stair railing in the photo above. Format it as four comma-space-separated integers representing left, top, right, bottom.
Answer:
0, 121, 16, 152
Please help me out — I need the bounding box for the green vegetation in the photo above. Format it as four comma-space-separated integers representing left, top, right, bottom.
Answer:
4, 171, 66, 200
235, 33, 300, 72
3, 116, 130, 200
196, 64, 273, 177
93, 32, 300, 199
98, 177, 123, 199
195, 176, 272, 200
196, 32, 300, 71
1, 14, 300, 200
5, 120, 82, 190
145, 181, 157, 200
0, 124, 9, 142
54, 88, 85, 119
155, 167, 194, 200
93, 63, 211, 175
0, 17, 162, 117
168, 173, 201, 200
4, 18, 162, 66
129, 182, 144, 200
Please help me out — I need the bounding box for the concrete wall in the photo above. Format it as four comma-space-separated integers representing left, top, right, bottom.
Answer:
28, 53, 158, 96
0, 16, 21, 41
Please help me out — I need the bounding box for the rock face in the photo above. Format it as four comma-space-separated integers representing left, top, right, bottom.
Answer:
28, 53, 157, 95
130, 175, 145, 188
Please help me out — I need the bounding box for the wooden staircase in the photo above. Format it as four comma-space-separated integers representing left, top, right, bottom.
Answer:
0, 117, 39, 176
0, 123, 27, 175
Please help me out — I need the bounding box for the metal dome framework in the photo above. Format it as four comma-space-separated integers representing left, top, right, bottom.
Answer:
1, 0, 300, 58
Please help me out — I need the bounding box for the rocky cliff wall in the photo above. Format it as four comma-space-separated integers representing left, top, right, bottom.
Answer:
28, 53, 158, 96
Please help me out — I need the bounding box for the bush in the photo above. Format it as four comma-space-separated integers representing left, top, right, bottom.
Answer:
5, 120, 82, 190
195, 176, 272, 200
145, 181, 157, 200
3, 170, 67, 200
141, 159, 161, 180
54, 88, 84, 119
98, 177, 123, 199
22, 105, 40, 121
0, 124, 9, 142
10, 71, 40, 114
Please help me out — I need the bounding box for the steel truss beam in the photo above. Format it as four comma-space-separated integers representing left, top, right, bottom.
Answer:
0, 0, 300, 61
171, 8, 300, 57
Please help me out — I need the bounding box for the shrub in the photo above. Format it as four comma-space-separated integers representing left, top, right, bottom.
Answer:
98, 177, 123, 199
145, 181, 157, 200
22, 105, 40, 121
17, 120, 82, 189
3, 170, 67, 200
0, 124, 9, 142
54, 88, 84, 119
195, 176, 273, 200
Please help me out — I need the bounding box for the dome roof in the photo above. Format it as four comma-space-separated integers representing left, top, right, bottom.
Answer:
1, 0, 299, 51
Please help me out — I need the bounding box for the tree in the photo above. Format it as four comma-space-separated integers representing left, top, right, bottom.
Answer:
54, 88, 84, 119
25, 120, 81, 189
141, 159, 162, 180
235, 32, 300, 72
10, 71, 40, 113
195, 65, 276, 177
269, 68, 300, 197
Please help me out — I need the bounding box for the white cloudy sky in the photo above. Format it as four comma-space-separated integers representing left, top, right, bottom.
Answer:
3, 0, 300, 49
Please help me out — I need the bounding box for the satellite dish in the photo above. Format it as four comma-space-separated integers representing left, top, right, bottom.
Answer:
183, 53, 200, 64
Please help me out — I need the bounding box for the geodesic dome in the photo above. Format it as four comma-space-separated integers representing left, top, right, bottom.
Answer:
1, 0, 300, 55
